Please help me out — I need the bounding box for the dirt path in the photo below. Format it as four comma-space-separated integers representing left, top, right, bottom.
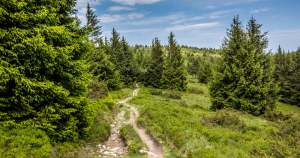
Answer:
121, 88, 164, 158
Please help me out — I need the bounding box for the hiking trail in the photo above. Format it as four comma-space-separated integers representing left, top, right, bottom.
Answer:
118, 88, 164, 158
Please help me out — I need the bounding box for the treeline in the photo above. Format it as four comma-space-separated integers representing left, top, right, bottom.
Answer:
274, 46, 300, 106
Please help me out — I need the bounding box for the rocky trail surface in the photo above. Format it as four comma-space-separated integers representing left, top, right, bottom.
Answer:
97, 88, 164, 158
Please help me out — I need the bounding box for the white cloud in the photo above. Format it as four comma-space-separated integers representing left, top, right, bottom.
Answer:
108, 6, 135, 11
118, 28, 161, 33
206, 6, 216, 9
166, 22, 222, 31
130, 13, 185, 25
111, 0, 162, 6
170, 9, 240, 24
250, 7, 270, 13
99, 12, 146, 23
76, 0, 103, 8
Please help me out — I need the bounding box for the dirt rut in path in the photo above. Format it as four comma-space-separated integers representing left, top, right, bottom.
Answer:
125, 88, 164, 158
97, 111, 128, 157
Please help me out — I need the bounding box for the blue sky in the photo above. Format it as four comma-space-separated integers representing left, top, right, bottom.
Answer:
75, 0, 300, 52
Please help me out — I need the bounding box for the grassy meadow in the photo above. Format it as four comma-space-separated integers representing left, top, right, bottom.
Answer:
128, 75, 300, 158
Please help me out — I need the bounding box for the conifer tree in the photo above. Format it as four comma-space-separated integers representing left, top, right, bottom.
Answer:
143, 38, 165, 88
197, 60, 213, 84
290, 48, 300, 106
86, 2, 102, 41
161, 32, 187, 91
209, 16, 279, 115
119, 37, 136, 85
108, 28, 123, 71
0, 0, 93, 141
87, 39, 121, 90
189, 56, 200, 78
274, 45, 284, 84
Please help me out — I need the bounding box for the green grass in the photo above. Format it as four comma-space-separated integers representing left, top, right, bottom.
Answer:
130, 76, 300, 157
120, 125, 147, 157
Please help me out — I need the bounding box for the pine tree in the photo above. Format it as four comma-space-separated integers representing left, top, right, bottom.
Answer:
143, 38, 165, 88
197, 60, 212, 84
161, 32, 187, 91
87, 39, 121, 90
290, 48, 300, 106
209, 16, 279, 115
0, 0, 93, 141
119, 37, 136, 85
108, 28, 123, 71
274, 45, 285, 85
86, 2, 102, 41
189, 56, 200, 78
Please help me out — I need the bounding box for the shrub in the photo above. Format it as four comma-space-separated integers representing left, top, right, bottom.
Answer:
87, 79, 109, 99
149, 88, 163, 95
163, 89, 181, 99
188, 80, 195, 83
214, 108, 247, 132
178, 101, 189, 108
190, 104, 204, 109
0, 126, 52, 158
264, 107, 292, 122
188, 87, 204, 94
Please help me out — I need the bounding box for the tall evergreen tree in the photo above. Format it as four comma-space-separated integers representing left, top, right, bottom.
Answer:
189, 56, 200, 78
0, 0, 93, 141
86, 2, 102, 41
143, 38, 165, 88
119, 37, 137, 85
86, 39, 121, 90
161, 32, 187, 91
209, 16, 279, 115
290, 48, 300, 106
197, 60, 213, 84
108, 28, 122, 71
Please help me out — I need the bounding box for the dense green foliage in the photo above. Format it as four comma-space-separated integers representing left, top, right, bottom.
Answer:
209, 16, 280, 115
0, 0, 94, 141
197, 60, 213, 84
143, 38, 165, 88
0, 126, 52, 157
161, 32, 188, 91
86, 39, 121, 90
274, 47, 300, 106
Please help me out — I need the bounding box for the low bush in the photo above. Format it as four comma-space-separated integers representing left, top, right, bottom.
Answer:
188, 87, 204, 94
264, 107, 292, 122
163, 89, 181, 99
87, 79, 109, 99
188, 80, 195, 83
178, 101, 189, 108
0, 126, 52, 158
149, 88, 162, 95
190, 104, 204, 109
214, 108, 247, 132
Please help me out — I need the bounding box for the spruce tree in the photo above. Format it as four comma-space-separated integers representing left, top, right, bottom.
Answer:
86, 2, 102, 41
197, 60, 212, 84
119, 37, 136, 85
87, 39, 121, 90
108, 28, 123, 71
0, 0, 93, 141
209, 16, 279, 115
290, 48, 300, 106
161, 32, 187, 91
189, 56, 200, 78
143, 38, 165, 88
